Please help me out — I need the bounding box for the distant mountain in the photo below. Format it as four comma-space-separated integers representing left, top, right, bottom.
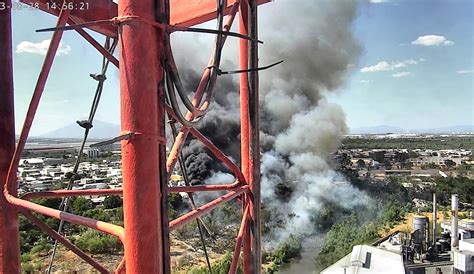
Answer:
415, 125, 474, 134
350, 125, 406, 134
39, 120, 120, 139
350, 125, 474, 134
35, 122, 474, 138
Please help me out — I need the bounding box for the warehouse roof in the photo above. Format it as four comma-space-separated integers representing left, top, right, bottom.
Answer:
321, 245, 405, 274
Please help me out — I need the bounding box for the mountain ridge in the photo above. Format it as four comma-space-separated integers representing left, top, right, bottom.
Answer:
29, 122, 474, 139
38, 120, 120, 139
350, 124, 474, 134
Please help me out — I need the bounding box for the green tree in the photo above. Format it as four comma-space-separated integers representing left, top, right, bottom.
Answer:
402, 161, 413, 169
33, 198, 62, 209
444, 159, 456, 169
70, 197, 95, 215
82, 208, 109, 222
103, 195, 122, 209
435, 177, 474, 205
315, 215, 380, 271
168, 193, 185, 219
395, 152, 410, 163
339, 153, 351, 167
356, 159, 366, 169
409, 150, 420, 158
270, 234, 302, 265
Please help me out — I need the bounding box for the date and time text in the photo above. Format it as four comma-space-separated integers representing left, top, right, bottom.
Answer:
0, 1, 90, 11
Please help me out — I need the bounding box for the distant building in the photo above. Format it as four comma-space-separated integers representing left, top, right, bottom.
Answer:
44, 158, 67, 165
84, 148, 100, 158
386, 170, 412, 176
441, 218, 474, 242
20, 158, 44, 167
96, 143, 121, 152
440, 216, 474, 274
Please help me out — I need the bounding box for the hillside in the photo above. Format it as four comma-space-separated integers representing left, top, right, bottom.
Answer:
39, 121, 120, 139
350, 125, 474, 134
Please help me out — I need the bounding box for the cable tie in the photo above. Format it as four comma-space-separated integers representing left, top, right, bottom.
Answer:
90, 73, 107, 82
206, 65, 220, 72
90, 132, 136, 148
133, 132, 167, 144
113, 15, 166, 29
76, 120, 93, 129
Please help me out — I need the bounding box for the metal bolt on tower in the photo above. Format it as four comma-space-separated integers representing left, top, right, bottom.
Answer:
0, 0, 270, 272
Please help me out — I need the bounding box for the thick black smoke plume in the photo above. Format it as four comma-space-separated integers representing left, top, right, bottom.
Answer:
172, 0, 370, 246
177, 70, 241, 185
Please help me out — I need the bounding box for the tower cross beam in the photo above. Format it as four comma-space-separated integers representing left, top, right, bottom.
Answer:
19, 0, 270, 37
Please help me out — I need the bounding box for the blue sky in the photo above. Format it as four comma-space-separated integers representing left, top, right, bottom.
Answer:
12, 8, 120, 136
10, 0, 474, 135
331, 0, 474, 130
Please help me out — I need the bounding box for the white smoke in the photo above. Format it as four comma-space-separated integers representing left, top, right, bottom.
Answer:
205, 171, 235, 185
262, 101, 370, 245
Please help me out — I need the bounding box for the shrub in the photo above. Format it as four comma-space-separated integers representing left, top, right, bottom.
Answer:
20, 253, 32, 263
270, 234, 302, 265
82, 208, 109, 222
30, 244, 51, 254
103, 196, 122, 209
168, 193, 186, 220
315, 214, 381, 271
74, 230, 122, 254
70, 197, 95, 215
189, 253, 242, 274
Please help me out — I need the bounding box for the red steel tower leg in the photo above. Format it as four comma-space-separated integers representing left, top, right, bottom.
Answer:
157, 2, 171, 273
118, 0, 168, 272
240, 1, 261, 272
249, 1, 262, 272
239, 0, 253, 273
0, 1, 21, 272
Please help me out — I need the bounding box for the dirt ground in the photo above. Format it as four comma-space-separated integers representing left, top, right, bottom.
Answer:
27, 233, 234, 273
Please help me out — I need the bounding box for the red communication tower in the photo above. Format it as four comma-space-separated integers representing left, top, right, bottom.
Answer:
0, 0, 269, 272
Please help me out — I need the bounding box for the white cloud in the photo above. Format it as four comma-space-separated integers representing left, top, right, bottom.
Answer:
419, 58, 426, 62
392, 71, 411, 78
16, 39, 71, 56
359, 80, 371, 84
457, 70, 474, 74
393, 59, 417, 68
411, 35, 454, 46
370, 0, 389, 3
361, 59, 418, 73
360, 61, 391, 72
